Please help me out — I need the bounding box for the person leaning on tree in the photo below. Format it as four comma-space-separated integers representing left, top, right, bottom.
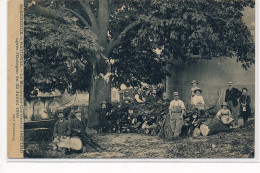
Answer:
169, 92, 186, 139
225, 82, 242, 126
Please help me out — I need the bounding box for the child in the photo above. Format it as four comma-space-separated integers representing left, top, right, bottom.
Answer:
239, 88, 252, 124
216, 102, 234, 128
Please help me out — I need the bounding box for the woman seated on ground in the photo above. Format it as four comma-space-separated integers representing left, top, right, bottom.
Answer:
192, 88, 206, 111
53, 111, 71, 154
216, 102, 234, 128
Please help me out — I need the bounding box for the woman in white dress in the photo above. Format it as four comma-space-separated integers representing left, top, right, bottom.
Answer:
192, 88, 206, 111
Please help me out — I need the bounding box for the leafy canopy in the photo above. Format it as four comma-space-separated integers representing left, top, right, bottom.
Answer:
24, 0, 255, 98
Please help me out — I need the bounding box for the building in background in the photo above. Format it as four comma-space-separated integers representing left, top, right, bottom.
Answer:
166, 7, 255, 110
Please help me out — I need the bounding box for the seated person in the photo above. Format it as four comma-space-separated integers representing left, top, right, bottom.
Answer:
53, 111, 71, 153
192, 88, 206, 110
147, 89, 159, 103
134, 88, 146, 103
216, 102, 234, 127
70, 109, 104, 152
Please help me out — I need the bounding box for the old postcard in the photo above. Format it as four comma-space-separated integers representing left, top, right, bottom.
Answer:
8, 0, 256, 159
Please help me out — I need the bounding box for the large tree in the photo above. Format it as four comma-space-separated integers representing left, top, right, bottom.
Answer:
25, 0, 254, 128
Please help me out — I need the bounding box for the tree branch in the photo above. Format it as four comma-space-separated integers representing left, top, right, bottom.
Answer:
203, 12, 227, 23
107, 20, 141, 54
63, 7, 91, 29
79, 0, 97, 29
29, 4, 67, 23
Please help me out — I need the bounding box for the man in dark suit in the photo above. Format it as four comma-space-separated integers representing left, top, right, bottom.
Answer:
71, 110, 104, 152
225, 82, 242, 126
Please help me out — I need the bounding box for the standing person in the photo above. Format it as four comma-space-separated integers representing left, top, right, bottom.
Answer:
225, 82, 242, 126
161, 92, 171, 102
169, 92, 186, 139
68, 107, 75, 122
95, 101, 108, 132
190, 80, 199, 105
239, 88, 252, 124
53, 111, 71, 153
71, 110, 104, 152
159, 92, 185, 140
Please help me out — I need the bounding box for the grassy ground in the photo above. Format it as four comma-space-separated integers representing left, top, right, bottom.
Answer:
24, 118, 254, 159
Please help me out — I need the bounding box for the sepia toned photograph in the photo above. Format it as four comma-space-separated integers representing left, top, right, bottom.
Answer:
8, 0, 255, 159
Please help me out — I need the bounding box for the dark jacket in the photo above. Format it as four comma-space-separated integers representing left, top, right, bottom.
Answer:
239, 94, 251, 112
70, 118, 86, 136
147, 94, 159, 103
95, 108, 108, 127
225, 88, 242, 107
53, 120, 71, 137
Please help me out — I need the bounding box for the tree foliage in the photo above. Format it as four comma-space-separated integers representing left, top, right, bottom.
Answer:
24, 0, 255, 99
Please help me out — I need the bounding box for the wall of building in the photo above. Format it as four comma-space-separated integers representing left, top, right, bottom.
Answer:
166, 57, 255, 111
24, 97, 62, 122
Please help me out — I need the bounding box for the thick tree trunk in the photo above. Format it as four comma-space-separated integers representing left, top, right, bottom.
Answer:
87, 75, 111, 128
200, 117, 231, 136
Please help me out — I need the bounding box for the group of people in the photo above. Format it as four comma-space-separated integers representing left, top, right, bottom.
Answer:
159, 80, 252, 140
53, 110, 104, 154
52, 80, 252, 152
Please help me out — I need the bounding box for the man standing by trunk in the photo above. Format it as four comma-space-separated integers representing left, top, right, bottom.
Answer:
225, 82, 242, 126
169, 92, 186, 139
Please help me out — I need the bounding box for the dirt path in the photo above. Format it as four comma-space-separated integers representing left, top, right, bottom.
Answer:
25, 119, 254, 158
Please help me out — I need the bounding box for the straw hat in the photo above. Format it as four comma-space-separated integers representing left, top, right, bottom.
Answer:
173, 92, 179, 96
228, 82, 233, 86
194, 88, 202, 93
221, 102, 228, 107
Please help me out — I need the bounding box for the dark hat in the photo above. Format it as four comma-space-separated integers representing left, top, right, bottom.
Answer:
194, 88, 202, 93
221, 102, 228, 107
191, 80, 198, 84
